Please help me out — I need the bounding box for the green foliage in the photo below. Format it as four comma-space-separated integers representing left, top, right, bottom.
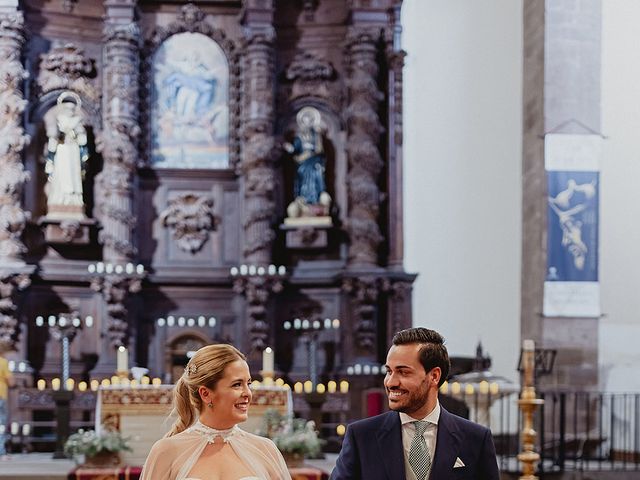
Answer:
258, 409, 324, 458
63, 429, 132, 458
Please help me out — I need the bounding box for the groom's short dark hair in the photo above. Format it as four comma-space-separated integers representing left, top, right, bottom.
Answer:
392, 327, 450, 386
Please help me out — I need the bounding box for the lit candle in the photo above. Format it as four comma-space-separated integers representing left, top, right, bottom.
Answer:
354, 364, 362, 375
332, 319, 340, 329
130, 379, 138, 388
37, 379, 46, 391
347, 366, 354, 375
294, 382, 303, 394
10, 422, 19, 435
230, 267, 239, 276
450, 382, 461, 395
96, 262, 104, 273
116, 346, 128, 373
126, 263, 134, 274
278, 265, 286, 275
490, 382, 500, 395
257, 266, 265, 275
101, 378, 111, 387
464, 384, 475, 395
51, 378, 61, 391
22, 424, 31, 436
88, 264, 96, 273
439, 381, 449, 394
262, 347, 274, 373
339, 380, 349, 394
248, 265, 256, 275
121, 378, 131, 387
336, 424, 346, 436
240, 264, 248, 275
90, 380, 99, 391
275, 378, 285, 386
114, 264, 123, 274
136, 264, 144, 274
65, 378, 75, 391
78, 381, 87, 392
152, 377, 162, 386
141, 376, 150, 385
111, 375, 121, 385
105, 263, 113, 274
327, 380, 337, 393
479, 380, 489, 394
303, 380, 313, 393
268, 264, 276, 275
316, 383, 326, 394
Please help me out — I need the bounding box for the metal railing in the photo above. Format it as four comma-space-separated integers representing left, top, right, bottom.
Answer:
444, 389, 640, 474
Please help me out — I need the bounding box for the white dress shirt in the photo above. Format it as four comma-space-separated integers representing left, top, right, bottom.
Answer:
399, 400, 441, 480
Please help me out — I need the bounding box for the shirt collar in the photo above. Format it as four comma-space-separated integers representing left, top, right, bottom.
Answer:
399, 399, 441, 426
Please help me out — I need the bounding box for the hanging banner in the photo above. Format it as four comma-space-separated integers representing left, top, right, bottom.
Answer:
543, 134, 601, 317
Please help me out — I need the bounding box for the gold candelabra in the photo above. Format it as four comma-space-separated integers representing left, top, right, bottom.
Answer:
518, 339, 544, 480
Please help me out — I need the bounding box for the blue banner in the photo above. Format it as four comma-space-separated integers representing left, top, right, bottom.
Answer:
546, 171, 599, 282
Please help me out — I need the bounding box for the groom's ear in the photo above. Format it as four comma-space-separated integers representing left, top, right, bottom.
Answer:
428, 367, 441, 387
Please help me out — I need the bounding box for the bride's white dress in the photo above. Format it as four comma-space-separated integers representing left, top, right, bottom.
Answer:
141, 421, 291, 480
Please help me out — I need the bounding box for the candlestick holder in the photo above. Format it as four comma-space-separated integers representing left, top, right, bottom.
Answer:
89, 262, 146, 348
518, 340, 544, 480
231, 268, 288, 351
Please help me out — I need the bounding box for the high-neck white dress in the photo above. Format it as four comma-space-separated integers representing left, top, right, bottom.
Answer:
140, 421, 291, 480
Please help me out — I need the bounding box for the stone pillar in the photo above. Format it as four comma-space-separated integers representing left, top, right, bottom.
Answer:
0, 3, 33, 351
522, 0, 601, 387
96, 0, 140, 264
344, 26, 384, 268
240, 0, 277, 266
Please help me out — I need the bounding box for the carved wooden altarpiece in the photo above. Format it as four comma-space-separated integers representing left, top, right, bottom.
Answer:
0, 0, 413, 435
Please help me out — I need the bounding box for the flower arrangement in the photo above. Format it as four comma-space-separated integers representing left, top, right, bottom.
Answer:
259, 409, 324, 459
64, 428, 131, 459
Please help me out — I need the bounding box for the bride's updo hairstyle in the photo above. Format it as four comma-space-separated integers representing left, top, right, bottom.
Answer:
166, 344, 246, 437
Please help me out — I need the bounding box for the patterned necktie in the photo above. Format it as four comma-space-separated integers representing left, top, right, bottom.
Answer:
408, 421, 432, 480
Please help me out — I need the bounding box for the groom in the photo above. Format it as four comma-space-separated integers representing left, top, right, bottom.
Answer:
330, 327, 499, 480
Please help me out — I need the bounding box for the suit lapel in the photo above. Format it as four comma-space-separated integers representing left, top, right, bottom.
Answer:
376, 412, 406, 480
430, 408, 460, 479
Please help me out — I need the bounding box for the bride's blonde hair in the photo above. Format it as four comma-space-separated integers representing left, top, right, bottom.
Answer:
166, 343, 246, 437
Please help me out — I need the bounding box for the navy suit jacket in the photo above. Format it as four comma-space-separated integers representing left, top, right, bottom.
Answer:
330, 408, 500, 480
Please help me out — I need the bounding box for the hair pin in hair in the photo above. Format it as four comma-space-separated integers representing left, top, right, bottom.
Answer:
185, 363, 197, 376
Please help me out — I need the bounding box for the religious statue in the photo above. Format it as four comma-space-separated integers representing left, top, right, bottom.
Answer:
284, 106, 332, 224
44, 91, 88, 218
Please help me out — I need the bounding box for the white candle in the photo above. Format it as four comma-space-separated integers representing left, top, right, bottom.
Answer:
10, 422, 19, 435
114, 264, 123, 274
96, 262, 104, 273
257, 266, 265, 275
268, 264, 276, 275
117, 346, 128, 373
248, 265, 256, 275
0, 425, 5, 435
51, 378, 61, 391
240, 264, 248, 275
136, 264, 144, 274
105, 263, 113, 274
262, 347, 274, 372
278, 265, 286, 275
230, 267, 239, 276
125, 263, 134, 274
88, 264, 95, 273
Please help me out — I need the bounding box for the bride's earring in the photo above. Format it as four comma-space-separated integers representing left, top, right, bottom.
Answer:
207, 401, 213, 408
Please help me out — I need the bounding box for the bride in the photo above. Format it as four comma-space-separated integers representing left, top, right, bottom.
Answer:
141, 344, 291, 479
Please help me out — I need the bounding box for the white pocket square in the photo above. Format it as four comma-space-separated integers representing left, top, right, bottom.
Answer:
453, 457, 465, 468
